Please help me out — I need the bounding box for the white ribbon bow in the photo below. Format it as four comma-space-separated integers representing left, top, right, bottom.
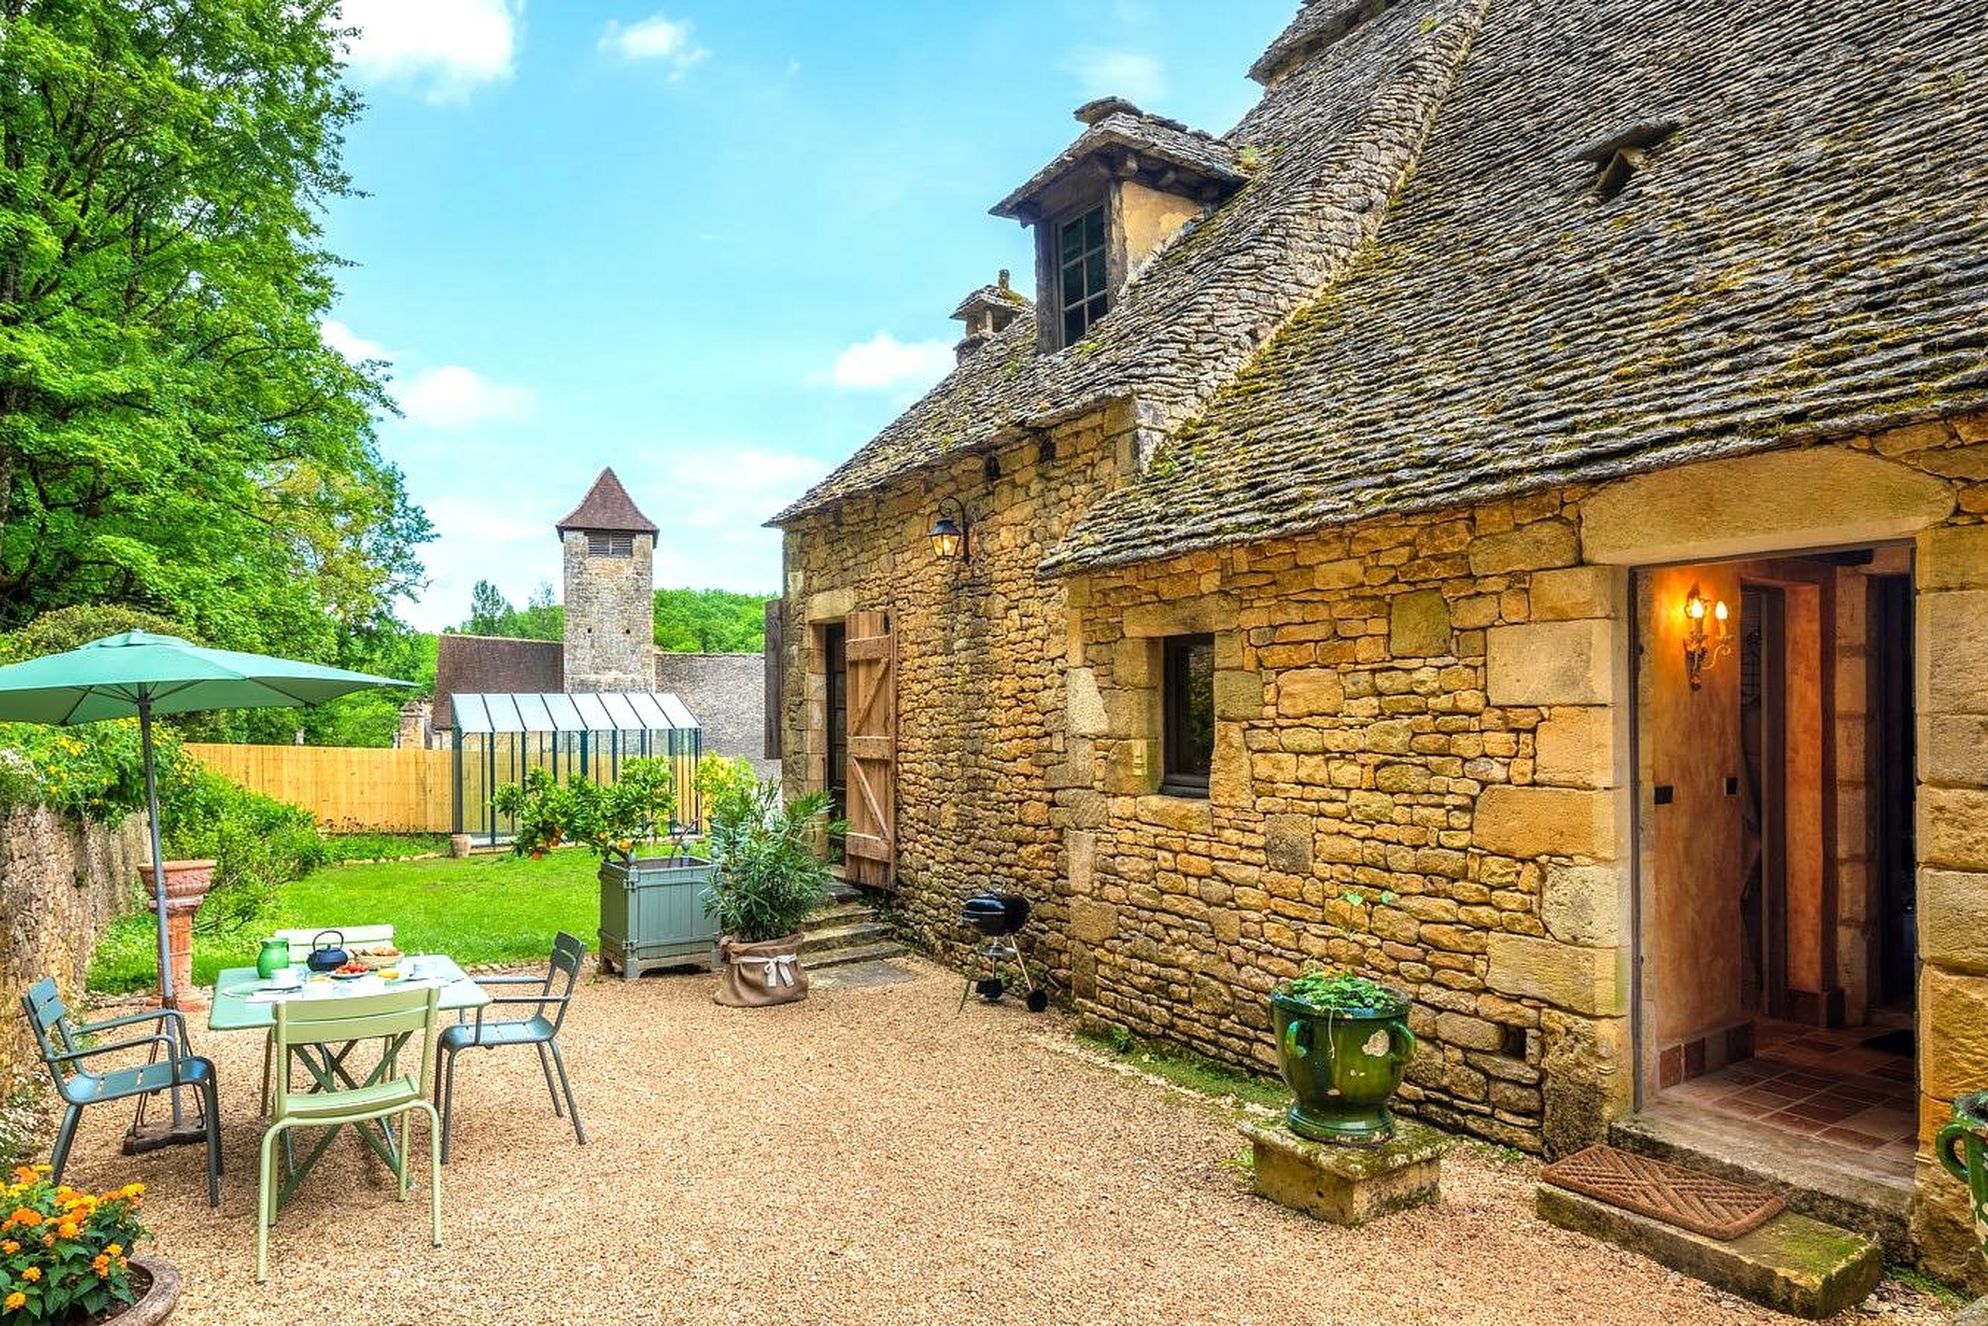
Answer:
737, 954, 798, 989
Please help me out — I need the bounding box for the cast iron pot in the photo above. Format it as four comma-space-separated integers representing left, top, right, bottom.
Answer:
305, 929, 349, 973
1269, 986, 1417, 1145
1936, 1090, 1988, 1268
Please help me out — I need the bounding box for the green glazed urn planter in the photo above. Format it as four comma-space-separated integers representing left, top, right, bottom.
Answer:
1937, 1090, 1988, 1268
1270, 986, 1417, 1145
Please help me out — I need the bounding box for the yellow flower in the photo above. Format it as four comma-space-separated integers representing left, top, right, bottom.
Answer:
104, 1244, 121, 1258
54, 1222, 77, 1240
21, 1266, 39, 1282
0, 1239, 16, 1254
5, 1291, 24, 1311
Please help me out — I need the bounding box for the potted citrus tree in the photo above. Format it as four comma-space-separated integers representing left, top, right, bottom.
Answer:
494, 757, 719, 978
0, 1165, 178, 1324
701, 774, 839, 1007
1269, 969, 1418, 1144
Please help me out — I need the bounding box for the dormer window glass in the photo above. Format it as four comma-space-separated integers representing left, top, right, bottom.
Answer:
1058, 206, 1110, 346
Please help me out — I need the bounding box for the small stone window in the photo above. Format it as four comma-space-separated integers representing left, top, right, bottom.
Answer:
587, 532, 634, 558
1057, 205, 1110, 347
1161, 633, 1214, 797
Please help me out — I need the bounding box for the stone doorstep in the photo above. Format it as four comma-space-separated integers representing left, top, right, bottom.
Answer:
1608, 1106, 1911, 1258
1240, 1118, 1450, 1226
1535, 1185, 1882, 1321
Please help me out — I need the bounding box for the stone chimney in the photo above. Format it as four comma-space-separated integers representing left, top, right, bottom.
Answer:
950, 269, 1031, 363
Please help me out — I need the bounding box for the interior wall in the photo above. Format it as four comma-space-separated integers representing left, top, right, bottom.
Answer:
1640, 563, 1748, 1046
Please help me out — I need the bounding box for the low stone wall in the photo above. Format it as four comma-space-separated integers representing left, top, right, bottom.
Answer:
0, 806, 146, 1090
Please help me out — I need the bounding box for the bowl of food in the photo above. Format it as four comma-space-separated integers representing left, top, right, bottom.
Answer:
350, 942, 405, 971
331, 960, 371, 981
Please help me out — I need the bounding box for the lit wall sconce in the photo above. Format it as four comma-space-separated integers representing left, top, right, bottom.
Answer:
928, 497, 969, 563
1683, 583, 1731, 690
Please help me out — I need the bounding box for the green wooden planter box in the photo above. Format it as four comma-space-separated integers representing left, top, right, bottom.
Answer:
598, 856, 720, 979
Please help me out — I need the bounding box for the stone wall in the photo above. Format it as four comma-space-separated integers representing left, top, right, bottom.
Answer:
0, 805, 146, 1091
563, 530, 656, 692
655, 652, 772, 776
781, 407, 1988, 1283
779, 404, 1134, 973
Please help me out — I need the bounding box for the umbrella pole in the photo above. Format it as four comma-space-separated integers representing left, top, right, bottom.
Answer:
140, 696, 172, 1008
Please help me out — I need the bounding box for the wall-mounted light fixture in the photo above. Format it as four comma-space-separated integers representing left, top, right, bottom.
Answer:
1683, 583, 1731, 691
928, 497, 969, 563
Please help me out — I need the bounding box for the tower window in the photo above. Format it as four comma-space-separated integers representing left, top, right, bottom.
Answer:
588, 533, 634, 558
1058, 205, 1109, 346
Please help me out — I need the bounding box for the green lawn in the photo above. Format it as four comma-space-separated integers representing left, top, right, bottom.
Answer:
88, 850, 602, 994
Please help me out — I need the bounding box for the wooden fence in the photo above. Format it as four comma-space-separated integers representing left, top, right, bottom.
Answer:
184, 743, 454, 833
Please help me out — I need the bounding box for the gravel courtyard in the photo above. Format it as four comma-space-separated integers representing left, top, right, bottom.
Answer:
59, 961, 1947, 1326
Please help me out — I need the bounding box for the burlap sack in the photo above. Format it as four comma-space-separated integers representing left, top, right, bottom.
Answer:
714, 934, 808, 1007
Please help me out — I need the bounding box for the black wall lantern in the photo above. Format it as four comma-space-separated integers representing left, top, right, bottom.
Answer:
929, 497, 969, 563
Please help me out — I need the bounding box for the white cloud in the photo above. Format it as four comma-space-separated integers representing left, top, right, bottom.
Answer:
398, 366, 536, 430
599, 14, 710, 78
1065, 49, 1165, 104
320, 319, 391, 364
819, 333, 955, 393
339, 0, 521, 101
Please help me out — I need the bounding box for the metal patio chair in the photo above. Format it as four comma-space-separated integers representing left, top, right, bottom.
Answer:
257, 985, 442, 1282
435, 931, 586, 1163
19, 979, 222, 1208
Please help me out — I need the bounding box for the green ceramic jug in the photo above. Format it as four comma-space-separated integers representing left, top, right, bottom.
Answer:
255, 937, 292, 980
1937, 1091, 1988, 1269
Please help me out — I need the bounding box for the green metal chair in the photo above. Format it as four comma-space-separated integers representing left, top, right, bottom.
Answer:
19, 979, 221, 1207
257, 986, 442, 1283
435, 932, 586, 1163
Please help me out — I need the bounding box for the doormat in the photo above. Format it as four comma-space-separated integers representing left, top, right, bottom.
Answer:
1862, 1029, 1914, 1057
1541, 1145, 1785, 1240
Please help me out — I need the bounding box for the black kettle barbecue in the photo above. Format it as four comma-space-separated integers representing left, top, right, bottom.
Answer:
958, 891, 1047, 1013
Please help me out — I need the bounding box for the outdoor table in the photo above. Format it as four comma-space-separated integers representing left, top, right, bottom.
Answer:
208, 958, 488, 1195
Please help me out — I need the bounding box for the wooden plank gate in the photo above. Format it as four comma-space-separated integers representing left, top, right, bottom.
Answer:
842, 609, 896, 890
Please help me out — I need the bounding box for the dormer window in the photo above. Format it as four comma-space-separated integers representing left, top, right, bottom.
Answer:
1058, 206, 1110, 345
990, 98, 1247, 353
587, 532, 634, 558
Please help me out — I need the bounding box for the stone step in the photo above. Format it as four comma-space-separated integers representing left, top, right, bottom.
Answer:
1536, 1183, 1882, 1320
801, 921, 893, 954
801, 901, 877, 932
803, 940, 906, 972
1608, 1107, 1910, 1258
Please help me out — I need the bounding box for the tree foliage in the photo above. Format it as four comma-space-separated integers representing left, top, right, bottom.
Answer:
650, 587, 773, 653
462, 579, 560, 641
0, 0, 431, 655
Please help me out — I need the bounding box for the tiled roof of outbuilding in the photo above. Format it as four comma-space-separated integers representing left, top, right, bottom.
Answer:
1045, 0, 1988, 570
771, 0, 1485, 524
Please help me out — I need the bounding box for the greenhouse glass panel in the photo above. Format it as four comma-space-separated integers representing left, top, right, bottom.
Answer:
449, 692, 702, 846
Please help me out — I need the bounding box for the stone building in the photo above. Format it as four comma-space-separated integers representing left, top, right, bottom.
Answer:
768, 0, 1988, 1286
434, 469, 772, 770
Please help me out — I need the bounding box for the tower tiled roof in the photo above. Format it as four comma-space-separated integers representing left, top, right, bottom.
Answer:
557, 467, 659, 536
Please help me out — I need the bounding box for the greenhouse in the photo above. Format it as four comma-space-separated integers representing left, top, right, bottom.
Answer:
449, 690, 702, 845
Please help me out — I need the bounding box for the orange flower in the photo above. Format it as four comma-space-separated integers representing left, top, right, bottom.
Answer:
0, 1239, 16, 1254
9, 1210, 40, 1228
55, 1222, 78, 1240
8, 1166, 33, 1184
5, 1291, 25, 1311
21, 1266, 40, 1282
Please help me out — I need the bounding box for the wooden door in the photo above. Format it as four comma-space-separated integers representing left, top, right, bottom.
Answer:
842, 610, 896, 890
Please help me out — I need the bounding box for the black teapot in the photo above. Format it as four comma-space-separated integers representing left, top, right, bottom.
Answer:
306, 930, 349, 973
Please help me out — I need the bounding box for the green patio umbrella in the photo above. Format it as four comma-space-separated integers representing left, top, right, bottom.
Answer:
0, 631, 411, 1005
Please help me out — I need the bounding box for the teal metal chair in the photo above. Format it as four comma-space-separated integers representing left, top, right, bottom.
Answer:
257, 985, 442, 1282
19, 979, 220, 1207
435, 932, 586, 1163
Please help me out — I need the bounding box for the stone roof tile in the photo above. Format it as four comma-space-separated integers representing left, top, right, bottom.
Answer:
1045, 0, 1988, 571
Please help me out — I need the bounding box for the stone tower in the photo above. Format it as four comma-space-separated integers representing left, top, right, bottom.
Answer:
557, 468, 658, 693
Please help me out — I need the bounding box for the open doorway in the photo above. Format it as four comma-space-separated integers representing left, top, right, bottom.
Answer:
823, 621, 849, 828
1633, 546, 1917, 1188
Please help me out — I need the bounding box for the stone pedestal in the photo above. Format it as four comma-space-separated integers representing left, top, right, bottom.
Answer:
449, 833, 472, 859
142, 859, 215, 1011
1240, 1118, 1450, 1225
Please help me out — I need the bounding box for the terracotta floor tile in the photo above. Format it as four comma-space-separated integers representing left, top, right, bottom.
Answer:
1816, 1127, 1889, 1150
1763, 1110, 1828, 1135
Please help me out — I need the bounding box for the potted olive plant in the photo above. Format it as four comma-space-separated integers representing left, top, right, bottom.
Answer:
700, 774, 839, 1008
1269, 969, 1418, 1144
493, 758, 719, 978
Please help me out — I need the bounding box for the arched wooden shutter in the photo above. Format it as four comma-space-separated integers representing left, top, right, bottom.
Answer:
843, 609, 896, 890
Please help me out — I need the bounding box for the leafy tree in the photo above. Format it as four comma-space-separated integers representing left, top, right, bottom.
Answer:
652, 588, 776, 653
0, 0, 431, 652
466, 580, 511, 636
457, 579, 559, 642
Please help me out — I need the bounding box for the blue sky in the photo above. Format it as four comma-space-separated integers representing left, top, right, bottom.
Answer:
327, 0, 1293, 629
